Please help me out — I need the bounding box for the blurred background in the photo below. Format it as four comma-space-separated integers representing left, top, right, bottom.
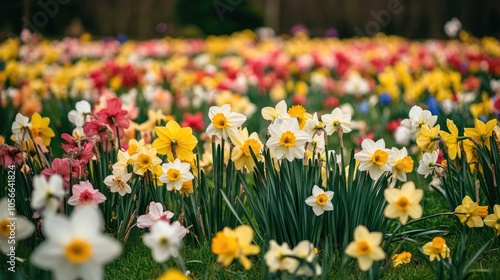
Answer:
1, 0, 499, 39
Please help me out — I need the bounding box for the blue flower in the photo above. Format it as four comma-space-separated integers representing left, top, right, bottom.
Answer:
358, 101, 370, 114
426, 96, 440, 115
379, 93, 392, 106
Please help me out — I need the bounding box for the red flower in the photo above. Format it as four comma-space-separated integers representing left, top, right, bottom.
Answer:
0, 145, 23, 169
324, 96, 339, 108
61, 133, 95, 164
291, 94, 306, 105
84, 119, 111, 139
386, 119, 402, 133
41, 158, 72, 189
96, 98, 130, 137
181, 112, 205, 131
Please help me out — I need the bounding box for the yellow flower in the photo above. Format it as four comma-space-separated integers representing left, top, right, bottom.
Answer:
454, 196, 484, 228
156, 269, 188, 280
392, 251, 412, 267
287, 105, 311, 130
345, 225, 386, 271
484, 205, 500, 236
439, 119, 462, 160
464, 119, 497, 150
211, 225, 260, 270
138, 109, 167, 133
30, 112, 55, 146
229, 128, 263, 172
130, 146, 162, 176
152, 120, 198, 162
384, 181, 423, 225
416, 124, 440, 152
127, 139, 145, 156
422, 237, 450, 261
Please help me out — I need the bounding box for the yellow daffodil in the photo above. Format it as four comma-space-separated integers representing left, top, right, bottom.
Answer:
454, 195, 484, 228
484, 205, 500, 236
345, 225, 386, 271
156, 269, 188, 280
464, 119, 497, 150
152, 120, 198, 162
384, 181, 423, 225
422, 236, 450, 261
287, 105, 311, 130
439, 119, 463, 160
130, 146, 162, 176
229, 128, 263, 172
416, 124, 440, 152
391, 251, 412, 267
211, 225, 260, 270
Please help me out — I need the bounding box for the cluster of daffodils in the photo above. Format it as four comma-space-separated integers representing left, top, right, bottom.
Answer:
264, 239, 322, 277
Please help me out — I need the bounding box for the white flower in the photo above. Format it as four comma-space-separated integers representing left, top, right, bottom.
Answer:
343, 73, 370, 95
307, 133, 325, 155
393, 125, 412, 146
264, 240, 294, 273
354, 139, 393, 180
261, 100, 290, 122
304, 113, 324, 138
68, 100, 92, 127
137, 202, 175, 229
31, 174, 65, 216
0, 198, 35, 254
266, 117, 310, 161
286, 240, 322, 276
321, 107, 352, 135
159, 158, 194, 191
389, 147, 414, 182
112, 150, 131, 175
444, 17, 462, 38
31, 206, 122, 280
104, 172, 132, 196
206, 104, 247, 140
12, 113, 32, 142
143, 221, 183, 263
401, 105, 437, 134
305, 185, 334, 216
417, 151, 439, 178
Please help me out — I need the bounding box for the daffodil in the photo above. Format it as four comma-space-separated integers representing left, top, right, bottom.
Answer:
416, 124, 440, 152
229, 127, 263, 172
206, 104, 247, 140
287, 240, 322, 277
439, 119, 462, 159
384, 181, 423, 224
345, 225, 386, 271
261, 100, 290, 122
354, 139, 392, 180
159, 158, 194, 191
11, 113, 31, 143
127, 138, 145, 156
391, 251, 411, 267
0, 198, 35, 254
417, 151, 439, 178
484, 204, 500, 236
152, 120, 198, 162
29, 112, 55, 146
454, 195, 484, 228
287, 105, 311, 130
305, 185, 334, 216
104, 171, 132, 196
422, 236, 450, 261
68, 100, 92, 127
464, 119, 497, 149
130, 146, 162, 176
31, 206, 122, 280
389, 147, 414, 182
266, 117, 310, 161
156, 269, 188, 280
401, 105, 437, 133
321, 107, 352, 135
211, 225, 260, 270
112, 150, 132, 175
143, 221, 185, 263
263, 240, 294, 273
31, 174, 65, 216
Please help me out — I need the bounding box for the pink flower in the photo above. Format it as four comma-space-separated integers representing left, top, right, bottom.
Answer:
180, 112, 205, 131
97, 98, 130, 137
83, 119, 111, 139
137, 202, 174, 229
0, 145, 24, 169
67, 180, 106, 208
41, 158, 72, 189
61, 133, 95, 164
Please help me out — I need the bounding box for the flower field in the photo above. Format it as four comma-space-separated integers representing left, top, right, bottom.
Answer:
1, 30, 500, 279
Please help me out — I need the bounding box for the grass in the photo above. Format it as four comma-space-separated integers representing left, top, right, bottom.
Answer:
2, 186, 500, 279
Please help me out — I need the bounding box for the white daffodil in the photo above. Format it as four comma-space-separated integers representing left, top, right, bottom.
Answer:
354, 139, 393, 181
142, 221, 183, 263
31, 206, 122, 280
159, 158, 194, 191
304, 112, 325, 139
401, 105, 437, 134
287, 240, 322, 277
263, 240, 294, 273
112, 150, 131, 175
343, 73, 370, 95
266, 117, 310, 161
384, 181, 423, 225
321, 107, 352, 135
389, 147, 414, 182
0, 198, 35, 254
11, 113, 32, 143
104, 171, 133, 196
206, 104, 247, 140
417, 151, 439, 178
68, 100, 92, 127
261, 100, 290, 122
305, 185, 334, 216
31, 174, 65, 216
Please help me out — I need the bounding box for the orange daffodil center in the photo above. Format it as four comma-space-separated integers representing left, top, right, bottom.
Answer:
280, 131, 297, 147
316, 193, 328, 206
212, 113, 228, 129
371, 150, 389, 166
0, 219, 10, 237
65, 239, 93, 264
